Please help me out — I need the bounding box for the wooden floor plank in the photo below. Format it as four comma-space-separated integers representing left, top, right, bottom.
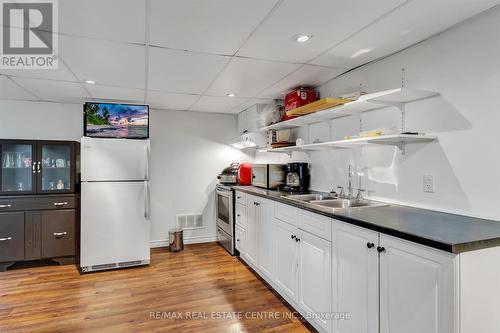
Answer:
0, 243, 312, 333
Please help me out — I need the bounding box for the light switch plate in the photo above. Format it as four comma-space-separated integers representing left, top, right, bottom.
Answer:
423, 175, 434, 193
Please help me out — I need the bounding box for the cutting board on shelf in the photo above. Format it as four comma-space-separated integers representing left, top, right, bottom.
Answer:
286, 97, 353, 116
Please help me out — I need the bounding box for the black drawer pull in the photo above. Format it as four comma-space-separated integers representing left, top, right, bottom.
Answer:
53, 232, 68, 239
291, 235, 296, 240
0, 237, 12, 242
366, 242, 375, 249
53, 202, 68, 207
0, 204, 12, 208
377, 246, 386, 253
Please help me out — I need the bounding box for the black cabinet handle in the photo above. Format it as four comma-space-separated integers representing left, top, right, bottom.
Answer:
366, 242, 375, 249
291, 235, 296, 240
295, 238, 300, 242
377, 246, 386, 253
255, 202, 260, 206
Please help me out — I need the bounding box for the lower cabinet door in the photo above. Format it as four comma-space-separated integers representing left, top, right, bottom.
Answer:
297, 229, 332, 332
0, 212, 24, 262
245, 196, 258, 265
379, 234, 455, 333
334, 222, 379, 333
257, 199, 275, 282
274, 219, 299, 303
235, 225, 245, 253
41, 210, 76, 258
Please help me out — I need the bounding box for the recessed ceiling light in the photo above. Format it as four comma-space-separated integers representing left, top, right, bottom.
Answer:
226, 93, 236, 97
294, 34, 312, 43
350, 48, 374, 58
83, 79, 96, 84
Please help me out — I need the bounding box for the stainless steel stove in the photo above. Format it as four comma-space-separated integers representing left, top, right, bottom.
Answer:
215, 183, 237, 255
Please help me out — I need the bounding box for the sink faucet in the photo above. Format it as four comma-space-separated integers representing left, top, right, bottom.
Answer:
347, 164, 353, 199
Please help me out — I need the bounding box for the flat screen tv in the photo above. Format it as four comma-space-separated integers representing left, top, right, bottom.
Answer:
84, 102, 149, 139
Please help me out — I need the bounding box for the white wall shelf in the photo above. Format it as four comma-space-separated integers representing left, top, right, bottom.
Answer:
262, 134, 436, 156
260, 88, 439, 131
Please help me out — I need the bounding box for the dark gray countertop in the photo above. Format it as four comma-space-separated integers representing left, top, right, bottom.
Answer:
233, 186, 500, 254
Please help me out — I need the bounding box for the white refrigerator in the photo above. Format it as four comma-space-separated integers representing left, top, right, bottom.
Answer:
80, 137, 150, 272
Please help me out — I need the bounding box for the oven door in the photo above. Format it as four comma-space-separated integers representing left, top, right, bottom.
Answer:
216, 188, 234, 236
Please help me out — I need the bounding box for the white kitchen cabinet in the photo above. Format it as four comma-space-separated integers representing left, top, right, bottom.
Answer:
245, 195, 259, 265
257, 198, 275, 283
274, 218, 300, 303
298, 228, 333, 332
379, 234, 455, 333
235, 203, 246, 229
237, 104, 264, 134
333, 222, 379, 333
237, 111, 248, 135
235, 225, 245, 253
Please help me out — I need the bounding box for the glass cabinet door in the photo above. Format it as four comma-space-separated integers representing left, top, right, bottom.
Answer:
39, 143, 73, 193
0, 142, 35, 194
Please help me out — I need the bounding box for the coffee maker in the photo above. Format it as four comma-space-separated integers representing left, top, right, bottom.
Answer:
284, 162, 310, 192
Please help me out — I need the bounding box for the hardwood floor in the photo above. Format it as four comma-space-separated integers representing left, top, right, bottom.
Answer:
0, 243, 312, 333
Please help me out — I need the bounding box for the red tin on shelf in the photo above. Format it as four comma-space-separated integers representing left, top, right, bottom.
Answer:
285, 88, 318, 112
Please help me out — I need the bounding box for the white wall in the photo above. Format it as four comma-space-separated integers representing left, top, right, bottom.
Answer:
257, 7, 500, 220
149, 109, 252, 245
0, 100, 252, 244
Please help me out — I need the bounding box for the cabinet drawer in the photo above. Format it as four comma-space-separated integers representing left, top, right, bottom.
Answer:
235, 191, 246, 205
0, 196, 77, 212
235, 203, 246, 228
275, 202, 298, 226
41, 210, 76, 258
299, 210, 332, 241
0, 212, 25, 262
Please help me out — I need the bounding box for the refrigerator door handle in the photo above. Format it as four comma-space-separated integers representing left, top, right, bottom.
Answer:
144, 181, 150, 220
144, 142, 150, 181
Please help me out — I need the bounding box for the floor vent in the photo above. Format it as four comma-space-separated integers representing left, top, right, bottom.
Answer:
176, 214, 204, 230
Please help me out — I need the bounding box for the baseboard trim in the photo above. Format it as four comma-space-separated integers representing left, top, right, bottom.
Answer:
150, 234, 217, 248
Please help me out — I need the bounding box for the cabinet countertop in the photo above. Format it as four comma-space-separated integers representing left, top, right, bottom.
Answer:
233, 186, 500, 254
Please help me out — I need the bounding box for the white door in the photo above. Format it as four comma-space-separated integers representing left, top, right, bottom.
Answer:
81, 181, 150, 268
245, 195, 258, 265
298, 229, 332, 332
274, 219, 299, 303
257, 198, 275, 283
81, 137, 149, 181
379, 235, 455, 333
334, 222, 379, 333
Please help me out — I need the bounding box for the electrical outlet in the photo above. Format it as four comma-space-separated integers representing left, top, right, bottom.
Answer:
423, 175, 434, 193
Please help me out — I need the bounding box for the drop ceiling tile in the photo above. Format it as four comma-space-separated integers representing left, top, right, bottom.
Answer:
233, 98, 275, 113
237, 0, 405, 63
0, 76, 38, 100
311, 0, 500, 68
148, 47, 230, 94
60, 36, 145, 89
190, 95, 249, 113
149, 0, 278, 55
12, 77, 89, 103
0, 60, 77, 82
86, 84, 145, 104
260, 65, 346, 98
206, 57, 299, 97
146, 90, 199, 110
58, 0, 145, 44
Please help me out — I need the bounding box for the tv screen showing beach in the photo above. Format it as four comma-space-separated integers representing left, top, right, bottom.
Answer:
84, 103, 149, 139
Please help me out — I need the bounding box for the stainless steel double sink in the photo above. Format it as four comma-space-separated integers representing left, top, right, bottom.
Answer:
282, 193, 387, 211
